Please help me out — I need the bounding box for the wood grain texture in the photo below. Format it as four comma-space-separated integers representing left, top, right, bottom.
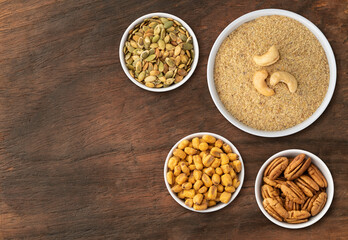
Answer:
0, 0, 347, 239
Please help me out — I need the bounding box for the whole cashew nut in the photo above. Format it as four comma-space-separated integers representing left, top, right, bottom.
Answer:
270, 71, 298, 93
253, 45, 280, 66
252, 70, 275, 97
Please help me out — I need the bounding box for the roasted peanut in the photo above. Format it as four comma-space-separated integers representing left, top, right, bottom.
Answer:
228, 153, 238, 161
192, 137, 200, 149
211, 158, 221, 168
203, 167, 215, 176
193, 193, 203, 205
188, 174, 195, 184
185, 198, 193, 208
198, 186, 208, 193
221, 164, 230, 174
220, 153, 229, 165
202, 174, 213, 187
188, 164, 196, 171
212, 174, 221, 185
173, 148, 186, 159
193, 169, 202, 180
168, 156, 179, 170
230, 168, 237, 179
215, 167, 223, 175
207, 186, 217, 200
174, 165, 181, 176
220, 191, 232, 203
186, 155, 193, 164
202, 135, 216, 144
210, 147, 223, 157
215, 139, 223, 148
225, 186, 236, 193
221, 174, 233, 187
182, 182, 192, 190
178, 139, 190, 150
232, 178, 240, 188
203, 154, 215, 167
176, 173, 187, 185
231, 160, 242, 173
193, 155, 203, 170
222, 144, 233, 153
167, 171, 174, 185
194, 180, 203, 191
217, 184, 224, 193
185, 147, 197, 155
199, 142, 209, 151
180, 162, 190, 175
208, 200, 217, 207
171, 185, 182, 193
193, 199, 208, 210
178, 191, 185, 199
183, 189, 195, 198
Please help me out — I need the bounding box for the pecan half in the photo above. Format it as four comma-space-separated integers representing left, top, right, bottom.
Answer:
285, 210, 311, 223
301, 194, 318, 212
284, 197, 301, 211
294, 175, 319, 197
261, 184, 283, 205
263, 177, 285, 188
308, 164, 328, 188
311, 192, 327, 216
263, 198, 289, 221
264, 157, 289, 180
284, 154, 311, 180
280, 181, 307, 204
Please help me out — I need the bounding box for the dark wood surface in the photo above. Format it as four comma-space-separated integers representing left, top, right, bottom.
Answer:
0, 0, 347, 239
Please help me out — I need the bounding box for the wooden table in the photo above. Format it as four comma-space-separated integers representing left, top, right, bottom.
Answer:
0, 0, 347, 239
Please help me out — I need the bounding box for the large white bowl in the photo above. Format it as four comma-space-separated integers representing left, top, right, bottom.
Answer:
120, 12, 199, 92
255, 149, 334, 229
207, 9, 336, 137
164, 132, 245, 213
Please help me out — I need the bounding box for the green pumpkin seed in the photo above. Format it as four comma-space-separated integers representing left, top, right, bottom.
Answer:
169, 32, 177, 41
164, 21, 173, 29
138, 71, 145, 81
158, 61, 164, 72
140, 50, 149, 59
160, 17, 168, 23
158, 40, 165, 50
164, 35, 170, 43
165, 58, 175, 68
145, 54, 156, 61
149, 48, 155, 55
183, 43, 193, 50
144, 75, 156, 83
152, 35, 160, 43
165, 70, 173, 78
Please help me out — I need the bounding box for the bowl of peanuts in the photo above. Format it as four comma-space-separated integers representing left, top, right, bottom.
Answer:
255, 149, 334, 229
164, 132, 244, 212
120, 12, 199, 92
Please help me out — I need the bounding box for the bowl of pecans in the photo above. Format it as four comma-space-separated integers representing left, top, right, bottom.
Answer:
164, 132, 244, 212
120, 12, 199, 92
255, 149, 334, 229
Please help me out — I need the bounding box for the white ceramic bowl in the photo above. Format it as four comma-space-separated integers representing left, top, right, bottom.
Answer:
120, 12, 199, 92
164, 132, 245, 213
255, 149, 334, 229
207, 9, 336, 137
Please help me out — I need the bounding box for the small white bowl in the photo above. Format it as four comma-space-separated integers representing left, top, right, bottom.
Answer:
164, 132, 245, 213
119, 12, 199, 92
255, 149, 334, 229
207, 9, 336, 137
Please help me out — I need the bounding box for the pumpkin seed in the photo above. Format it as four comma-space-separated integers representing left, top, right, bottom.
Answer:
145, 54, 156, 61
158, 40, 165, 50
174, 45, 181, 56
183, 43, 193, 50
144, 75, 156, 83
152, 35, 160, 43
165, 58, 175, 68
145, 82, 155, 88
138, 71, 145, 81
165, 70, 174, 78
164, 21, 173, 29
158, 61, 164, 72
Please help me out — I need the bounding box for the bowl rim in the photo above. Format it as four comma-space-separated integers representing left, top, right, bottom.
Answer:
119, 12, 199, 92
163, 132, 245, 213
254, 149, 334, 229
207, 9, 337, 137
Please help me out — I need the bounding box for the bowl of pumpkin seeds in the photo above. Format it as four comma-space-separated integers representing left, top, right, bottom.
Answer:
119, 13, 199, 92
